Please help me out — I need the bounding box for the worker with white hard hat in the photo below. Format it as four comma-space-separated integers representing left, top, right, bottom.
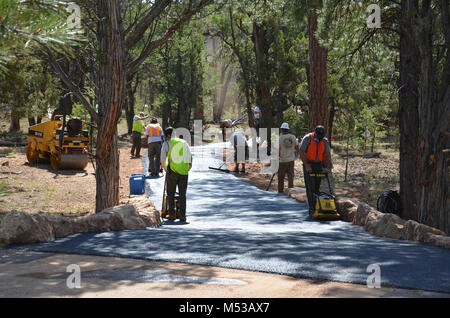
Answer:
278, 122, 298, 193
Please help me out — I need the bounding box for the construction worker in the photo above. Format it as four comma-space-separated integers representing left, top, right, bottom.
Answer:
299, 125, 332, 214
144, 118, 164, 176
278, 122, 299, 193
161, 127, 192, 221
230, 130, 248, 173
131, 112, 147, 158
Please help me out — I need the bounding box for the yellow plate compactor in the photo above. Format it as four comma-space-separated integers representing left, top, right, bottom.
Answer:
309, 172, 341, 220
26, 115, 90, 170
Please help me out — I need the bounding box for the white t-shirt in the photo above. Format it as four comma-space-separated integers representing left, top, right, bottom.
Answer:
229, 131, 247, 147
279, 133, 298, 163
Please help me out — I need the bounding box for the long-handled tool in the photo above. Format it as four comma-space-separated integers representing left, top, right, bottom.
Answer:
160, 171, 181, 221
266, 172, 276, 191
160, 173, 168, 221
208, 161, 230, 173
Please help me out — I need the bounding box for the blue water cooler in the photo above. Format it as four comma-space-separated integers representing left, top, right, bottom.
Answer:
129, 174, 145, 195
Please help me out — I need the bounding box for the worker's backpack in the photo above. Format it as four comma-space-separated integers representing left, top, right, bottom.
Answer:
377, 190, 401, 215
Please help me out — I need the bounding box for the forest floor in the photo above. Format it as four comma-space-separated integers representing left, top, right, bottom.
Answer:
0, 125, 143, 222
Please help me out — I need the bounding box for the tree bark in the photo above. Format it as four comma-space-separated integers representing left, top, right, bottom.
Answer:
253, 21, 273, 153
9, 114, 20, 132
124, 74, 138, 134
398, 0, 450, 233
95, 0, 126, 213
308, 14, 329, 136
215, 66, 233, 122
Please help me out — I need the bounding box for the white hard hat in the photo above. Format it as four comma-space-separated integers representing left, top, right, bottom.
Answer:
280, 122, 290, 130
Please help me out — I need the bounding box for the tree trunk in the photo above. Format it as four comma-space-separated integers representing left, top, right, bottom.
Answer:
28, 117, 36, 127
213, 63, 230, 122
398, 0, 450, 233
308, 14, 329, 136
253, 21, 273, 154
95, 0, 126, 213
328, 104, 336, 147
216, 66, 233, 121
9, 114, 20, 132
124, 79, 136, 134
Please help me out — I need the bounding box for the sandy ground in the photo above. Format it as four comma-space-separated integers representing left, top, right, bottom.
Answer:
0, 138, 143, 219
1, 252, 448, 298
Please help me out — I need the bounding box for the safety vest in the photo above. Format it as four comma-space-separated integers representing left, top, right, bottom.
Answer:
167, 138, 190, 175
148, 124, 162, 137
306, 133, 325, 162
132, 119, 145, 134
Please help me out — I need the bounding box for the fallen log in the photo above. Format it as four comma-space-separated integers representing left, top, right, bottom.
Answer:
0, 141, 27, 147
0, 171, 23, 175
363, 152, 382, 159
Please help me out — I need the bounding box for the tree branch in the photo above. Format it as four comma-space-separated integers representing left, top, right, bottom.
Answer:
43, 46, 98, 123
127, 0, 213, 73
125, 0, 172, 51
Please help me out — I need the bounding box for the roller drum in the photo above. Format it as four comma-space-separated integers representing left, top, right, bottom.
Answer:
51, 152, 89, 170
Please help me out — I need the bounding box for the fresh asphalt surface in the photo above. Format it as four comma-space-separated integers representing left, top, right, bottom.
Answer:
18, 143, 450, 293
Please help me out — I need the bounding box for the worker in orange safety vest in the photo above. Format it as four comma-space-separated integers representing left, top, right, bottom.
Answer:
144, 118, 164, 176
299, 125, 333, 214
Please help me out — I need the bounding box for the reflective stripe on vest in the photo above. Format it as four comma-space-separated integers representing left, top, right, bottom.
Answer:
167, 138, 190, 175
306, 133, 325, 162
132, 119, 144, 133
148, 124, 162, 137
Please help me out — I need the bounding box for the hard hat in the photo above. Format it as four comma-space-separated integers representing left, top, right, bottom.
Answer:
280, 122, 290, 130
315, 125, 325, 140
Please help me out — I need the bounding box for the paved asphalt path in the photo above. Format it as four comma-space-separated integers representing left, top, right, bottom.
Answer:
20, 143, 450, 293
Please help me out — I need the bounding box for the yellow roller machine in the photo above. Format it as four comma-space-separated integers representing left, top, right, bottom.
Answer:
26, 115, 91, 170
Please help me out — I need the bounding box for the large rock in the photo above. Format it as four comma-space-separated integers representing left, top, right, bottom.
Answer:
363, 209, 384, 233
354, 202, 373, 226
0, 204, 152, 245
284, 187, 308, 203
336, 197, 358, 222
403, 219, 446, 242
423, 233, 450, 249
372, 213, 406, 240
0, 210, 55, 245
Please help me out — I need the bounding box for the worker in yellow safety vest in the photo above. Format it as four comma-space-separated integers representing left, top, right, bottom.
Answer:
131, 112, 148, 158
144, 118, 164, 176
160, 127, 192, 222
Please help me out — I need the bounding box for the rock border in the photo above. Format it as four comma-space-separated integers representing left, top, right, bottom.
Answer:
0, 197, 161, 246
285, 187, 450, 249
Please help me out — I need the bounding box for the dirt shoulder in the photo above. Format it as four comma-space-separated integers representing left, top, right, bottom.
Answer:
1, 251, 447, 298
0, 138, 144, 221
